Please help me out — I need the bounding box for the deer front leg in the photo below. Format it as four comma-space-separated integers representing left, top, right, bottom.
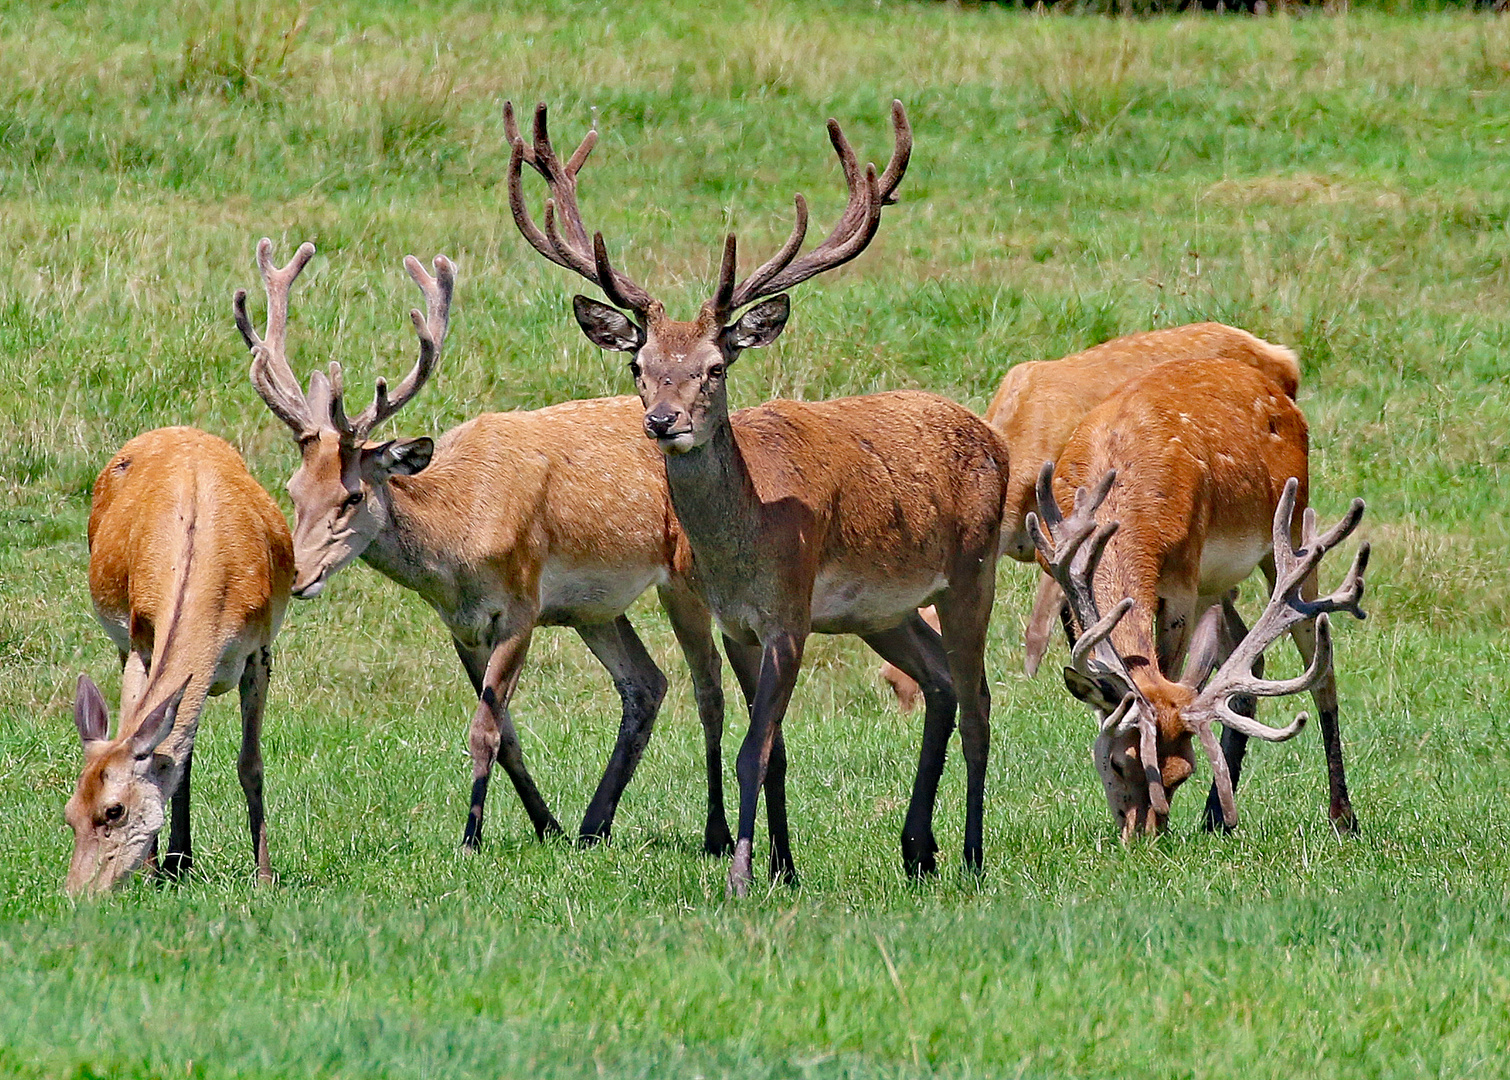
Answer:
237, 646, 273, 883
457, 629, 562, 847
1290, 610, 1356, 834
1202, 598, 1259, 834
661, 585, 733, 856
576, 616, 668, 845
163, 750, 193, 880
729, 631, 805, 899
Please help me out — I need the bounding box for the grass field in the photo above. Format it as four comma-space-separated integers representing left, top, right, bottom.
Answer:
2, 1, 1509, 1076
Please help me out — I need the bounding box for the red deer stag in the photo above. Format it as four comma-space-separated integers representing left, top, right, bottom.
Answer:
509, 100, 1010, 896
881, 322, 1303, 709
238, 240, 734, 853
65, 427, 294, 895
1026, 357, 1368, 838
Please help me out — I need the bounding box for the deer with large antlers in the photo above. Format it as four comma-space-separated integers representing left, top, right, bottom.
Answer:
239, 240, 735, 853
65, 427, 293, 895
509, 100, 1010, 896
881, 321, 1303, 710
1026, 356, 1369, 838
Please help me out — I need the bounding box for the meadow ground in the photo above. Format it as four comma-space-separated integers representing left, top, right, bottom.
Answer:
2, 1, 1509, 1076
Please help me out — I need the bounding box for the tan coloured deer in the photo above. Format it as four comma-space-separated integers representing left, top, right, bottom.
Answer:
1025, 357, 1369, 838
65, 427, 293, 896
880, 322, 1303, 710
509, 100, 1009, 896
239, 240, 734, 853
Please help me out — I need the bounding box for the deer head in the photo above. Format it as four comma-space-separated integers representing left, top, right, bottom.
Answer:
504, 100, 911, 452
1027, 463, 1370, 838
238, 240, 453, 597
63, 675, 190, 896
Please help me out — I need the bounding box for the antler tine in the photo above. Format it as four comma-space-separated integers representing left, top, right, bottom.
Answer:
241, 237, 317, 436
1187, 484, 1370, 767
341, 254, 454, 442
505, 100, 657, 318
1068, 596, 1134, 673
724, 196, 809, 315
722, 102, 910, 311
877, 99, 913, 206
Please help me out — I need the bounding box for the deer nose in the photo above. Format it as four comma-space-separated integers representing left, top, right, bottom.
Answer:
645, 408, 682, 438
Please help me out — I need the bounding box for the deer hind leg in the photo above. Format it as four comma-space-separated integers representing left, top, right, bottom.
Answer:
661, 585, 733, 856
1022, 575, 1066, 678
162, 750, 193, 880
1291, 569, 1357, 834
1201, 596, 1263, 834
576, 616, 669, 846
863, 612, 958, 878
237, 646, 273, 883
936, 573, 997, 875
454, 629, 562, 848
728, 631, 805, 898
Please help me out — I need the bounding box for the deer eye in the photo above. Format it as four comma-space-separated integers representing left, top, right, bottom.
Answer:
628, 360, 642, 380
343, 491, 364, 510
707, 364, 725, 380
103, 804, 125, 823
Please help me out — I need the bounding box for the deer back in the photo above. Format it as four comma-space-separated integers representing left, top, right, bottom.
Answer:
989, 323, 1299, 560
88, 427, 294, 698
1052, 358, 1309, 663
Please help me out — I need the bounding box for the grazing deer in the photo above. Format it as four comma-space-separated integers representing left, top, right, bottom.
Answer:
880, 322, 1302, 709
239, 240, 734, 853
509, 100, 1009, 896
65, 427, 293, 896
1025, 356, 1369, 838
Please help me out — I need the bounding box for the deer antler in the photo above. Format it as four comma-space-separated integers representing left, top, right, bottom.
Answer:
1181, 478, 1370, 827
504, 101, 658, 319
1025, 462, 1169, 817
238, 238, 317, 436
314, 254, 454, 445
241, 240, 453, 445
713, 100, 912, 321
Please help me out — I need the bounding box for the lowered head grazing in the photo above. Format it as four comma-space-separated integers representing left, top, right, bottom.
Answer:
63, 675, 189, 896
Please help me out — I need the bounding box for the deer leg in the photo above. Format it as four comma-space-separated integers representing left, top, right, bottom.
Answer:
722, 634, 761, 714
576, 617, 668, 846
120, 647, 150, 723
661, 585, 733, 856
937, 576, 996, 875
237, 646, 273, 883
162, 750, 193, 880
728, 632, 805, 898
1291, 574, 1357, 834
863, 614, 957, 878
765, 728, 797, 885
1201, 598, 1261, 834
455, 629, 561, 847
1023, 574, 1066, 678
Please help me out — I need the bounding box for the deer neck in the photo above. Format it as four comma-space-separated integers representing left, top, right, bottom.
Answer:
660, 402, 763, 566
358, 470, 455, 598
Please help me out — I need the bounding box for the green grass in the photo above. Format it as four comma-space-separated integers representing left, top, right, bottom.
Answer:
2, 1, 1509, 1076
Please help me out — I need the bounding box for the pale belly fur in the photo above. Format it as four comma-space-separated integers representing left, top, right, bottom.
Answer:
1197, 531, 1272, 595
808, 566, 949, 636
536, 559, 666, 626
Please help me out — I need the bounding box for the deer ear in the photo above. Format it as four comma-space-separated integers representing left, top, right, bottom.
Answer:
130, 678, 190, 760
1179, 604, 1226, 688
573, 296, 644, 352
1063, 667, 1127, 714
722, 295, 790, 353
74, 675, 109, 745
362, 437, 433, 478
